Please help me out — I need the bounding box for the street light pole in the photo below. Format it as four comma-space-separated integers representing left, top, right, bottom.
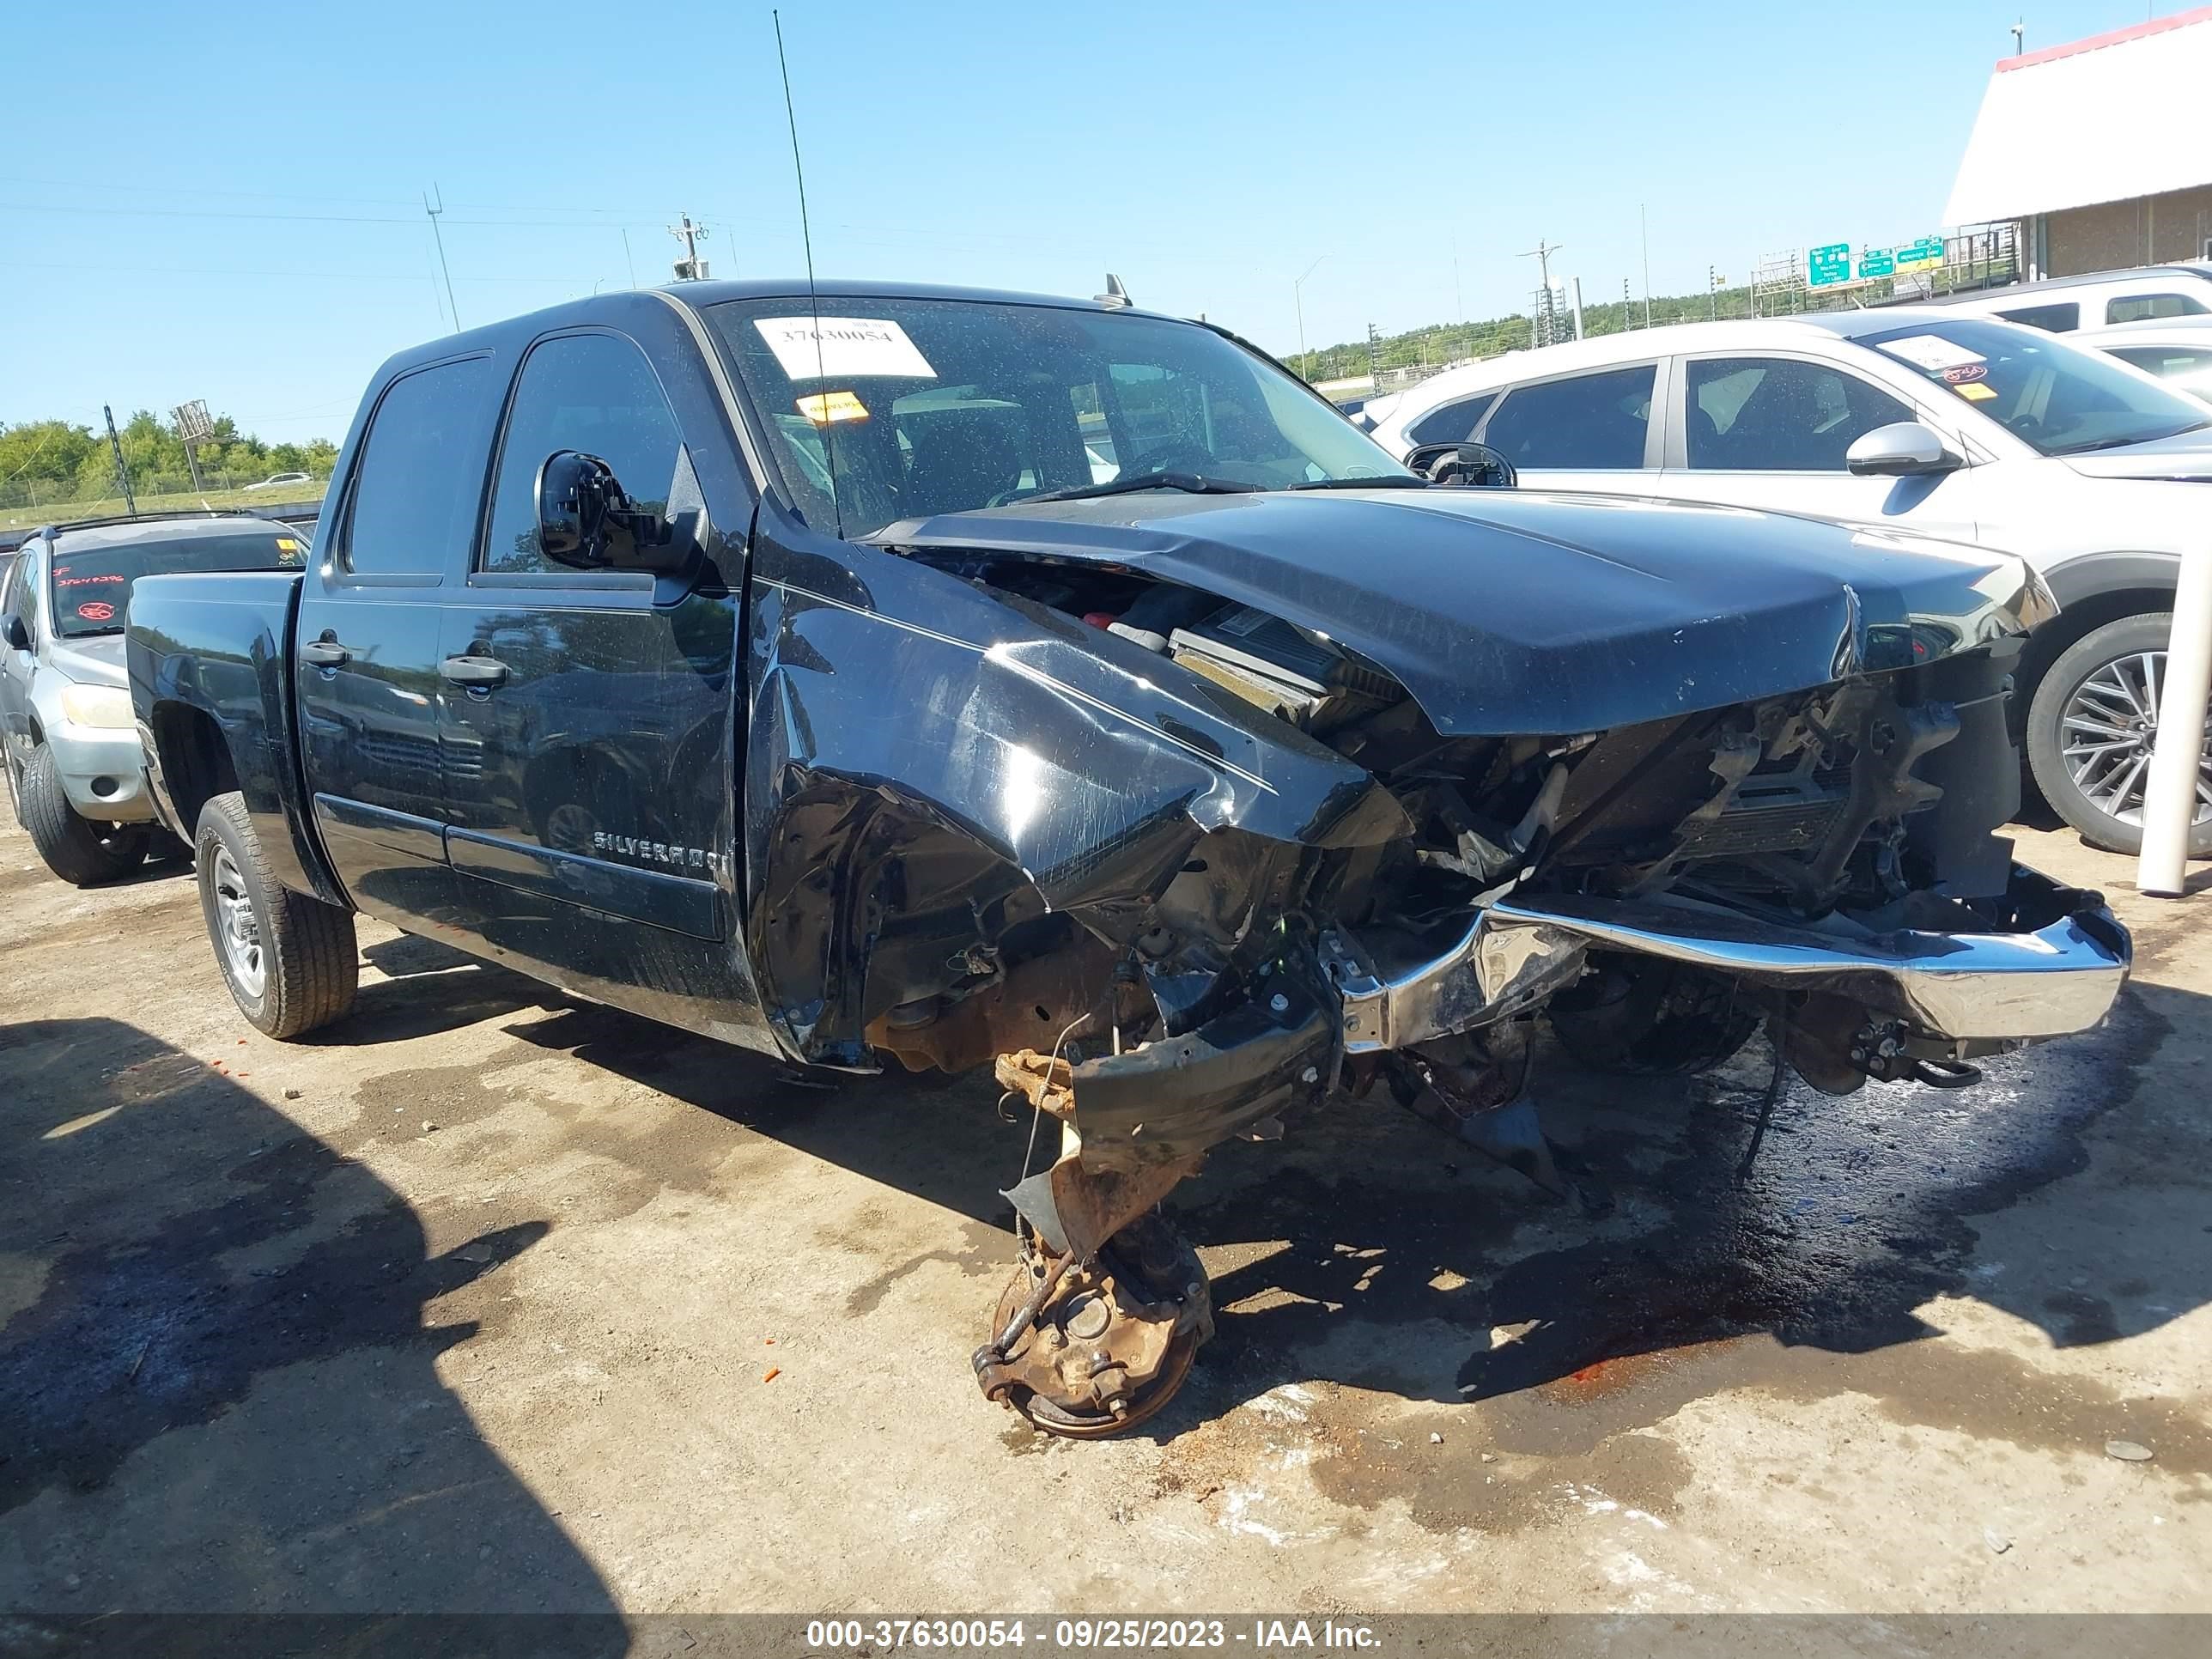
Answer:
1292, 256, 1328, 382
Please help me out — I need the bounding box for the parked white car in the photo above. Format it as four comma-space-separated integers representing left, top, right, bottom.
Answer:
1365, 311, 2212, 852
1911, 264, 2212, 335
241, 471, 312, 492
2073, 315, 2212, 404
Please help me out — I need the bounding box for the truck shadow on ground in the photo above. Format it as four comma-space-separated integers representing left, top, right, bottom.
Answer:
0, 1017, 622, 1632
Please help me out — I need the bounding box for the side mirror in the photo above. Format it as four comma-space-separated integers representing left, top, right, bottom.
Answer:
1405, 441, 1517, 489
3, 614, 27, 652
1845, 422, 1960, 478
534, 450, 693, 575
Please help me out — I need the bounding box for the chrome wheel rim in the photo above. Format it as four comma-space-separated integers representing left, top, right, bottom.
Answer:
210, 844, 266, 999
2060, 648, 2212, 827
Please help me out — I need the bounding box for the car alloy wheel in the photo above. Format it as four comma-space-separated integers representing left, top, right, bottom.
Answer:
2059, 647, 2212, 828
210, 841, 268, 999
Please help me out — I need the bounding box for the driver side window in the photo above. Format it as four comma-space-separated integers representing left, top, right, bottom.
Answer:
9, 550, 40, 636
483, 332, 684, 576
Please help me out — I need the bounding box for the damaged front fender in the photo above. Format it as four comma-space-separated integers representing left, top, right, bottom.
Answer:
742, 519, 1408, 1066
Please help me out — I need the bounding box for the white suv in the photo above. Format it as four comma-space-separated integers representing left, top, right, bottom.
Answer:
1365, 311, 2212, 853
1914, 264, 2212, 336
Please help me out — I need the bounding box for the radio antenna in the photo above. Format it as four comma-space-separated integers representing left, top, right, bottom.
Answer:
774, 8, 842, 537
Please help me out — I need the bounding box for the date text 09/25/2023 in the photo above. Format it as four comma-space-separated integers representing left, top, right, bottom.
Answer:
804, 1620, 1382, 1651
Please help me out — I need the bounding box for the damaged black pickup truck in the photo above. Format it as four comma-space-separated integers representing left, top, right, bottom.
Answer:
127, 280, 2130, 1437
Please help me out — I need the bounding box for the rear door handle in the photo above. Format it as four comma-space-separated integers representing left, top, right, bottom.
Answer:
300, 639, 350, 667
439, 653, 509, 689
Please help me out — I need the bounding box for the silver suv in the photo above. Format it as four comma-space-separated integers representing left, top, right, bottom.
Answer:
1, 515, 307, 884
1366, 310, 2212, 854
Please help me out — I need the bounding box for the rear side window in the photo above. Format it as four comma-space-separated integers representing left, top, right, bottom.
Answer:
1406, 391, 1499, 447
483, 333, 684, 575
2106, 291, 2211, 325
1995, 301, 2079, 333
341, 357, 493, 579
1686, 357, 1915, 471
1482, 366, 1655, 469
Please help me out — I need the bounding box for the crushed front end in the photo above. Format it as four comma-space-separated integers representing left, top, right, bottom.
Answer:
818, 512, 2130, 1438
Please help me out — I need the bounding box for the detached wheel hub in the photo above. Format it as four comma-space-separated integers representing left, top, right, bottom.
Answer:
979, 1212, 1212, 1438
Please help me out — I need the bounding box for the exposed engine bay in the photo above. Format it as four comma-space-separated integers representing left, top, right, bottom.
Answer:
797, 534, 2136, 1438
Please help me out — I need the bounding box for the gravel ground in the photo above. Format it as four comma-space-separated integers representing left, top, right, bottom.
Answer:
1, 810, 2206, 1618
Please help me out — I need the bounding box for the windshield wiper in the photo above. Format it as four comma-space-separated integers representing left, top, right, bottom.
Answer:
2059, 426, 2211, 454
1021, 471, 1262, 505
1285, 475, 1429, 490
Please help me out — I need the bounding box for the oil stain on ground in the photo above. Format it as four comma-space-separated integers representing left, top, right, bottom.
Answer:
1158, 986, 2206, 1528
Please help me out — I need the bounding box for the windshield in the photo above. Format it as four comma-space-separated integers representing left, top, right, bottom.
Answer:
706, 297, 1411, 538
51, 526, 307, 638
1865, 318, 2212, 455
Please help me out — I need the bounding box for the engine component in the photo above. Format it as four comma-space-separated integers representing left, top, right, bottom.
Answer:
1169, 603, 1400, 730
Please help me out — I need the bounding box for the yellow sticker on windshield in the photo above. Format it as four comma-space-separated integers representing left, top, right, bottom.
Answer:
276, 537, 301, 553
796, 391, 870, 425
1955, 382, 1997, 401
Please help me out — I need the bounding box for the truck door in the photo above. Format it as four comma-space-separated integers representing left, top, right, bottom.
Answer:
295, 354, 495, 930
435, 322, 767, 1036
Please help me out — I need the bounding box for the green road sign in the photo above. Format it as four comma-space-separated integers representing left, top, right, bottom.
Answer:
1858, 247, 1897, 278
1896, 236, 1946, 273
1808, 243, 1851, 287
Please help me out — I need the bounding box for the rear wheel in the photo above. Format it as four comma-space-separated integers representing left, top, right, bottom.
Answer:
195, 791, 359, 1038
17, 742, 147, 885
1548, 957, 1760, 1076
2027, 612, 2212, 856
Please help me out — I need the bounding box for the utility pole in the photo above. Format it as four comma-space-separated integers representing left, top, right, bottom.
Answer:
425, 185, 459, 331
1708, 264, 1721, 321
103, 405, 137, 515
2010, 17, 2025, 54
1640, 204, 1653, 329
1570, 276, 1585, 341
1365, 323, 1382, 387
668, 214, 711, 281
1520, 240, 1564, 348
622, 228, 638, 289
1519, 239, 1562, 297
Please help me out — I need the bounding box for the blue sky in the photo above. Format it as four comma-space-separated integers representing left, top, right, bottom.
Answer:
0, 0, 2184, 443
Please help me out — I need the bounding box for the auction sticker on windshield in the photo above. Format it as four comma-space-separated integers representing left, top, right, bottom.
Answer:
755, 317, 936, 380
1880, 334, 1986, 374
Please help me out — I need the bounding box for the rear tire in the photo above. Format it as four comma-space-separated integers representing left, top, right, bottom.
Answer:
195, 791, 358, 1038
18, 743, 147, 886
2026, 612, 2212, 857
1548, 957, 1760, 1077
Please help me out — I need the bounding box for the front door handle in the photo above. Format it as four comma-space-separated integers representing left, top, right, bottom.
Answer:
439, 653, 509, 689
300, 638, 350, 668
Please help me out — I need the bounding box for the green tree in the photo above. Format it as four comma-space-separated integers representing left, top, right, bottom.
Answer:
0, 420, 96, 487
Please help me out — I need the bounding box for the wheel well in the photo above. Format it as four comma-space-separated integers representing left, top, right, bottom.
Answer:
149, 702, 240, 836
2016, 585, 2172, 729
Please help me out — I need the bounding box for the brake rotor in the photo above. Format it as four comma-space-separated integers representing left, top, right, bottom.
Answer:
983, 1212, 1212, 1439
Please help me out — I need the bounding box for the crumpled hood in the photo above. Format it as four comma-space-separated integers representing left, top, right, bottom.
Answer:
44, 631, 127, 690
879, 489, 2049, 737
2058, 428, 2212, 482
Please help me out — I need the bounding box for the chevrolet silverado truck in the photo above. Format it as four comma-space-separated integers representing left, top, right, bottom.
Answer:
128, 281, 2132, 1437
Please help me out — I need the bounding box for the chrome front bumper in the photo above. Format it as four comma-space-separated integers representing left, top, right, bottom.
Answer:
1323, 866, 2130, 1051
